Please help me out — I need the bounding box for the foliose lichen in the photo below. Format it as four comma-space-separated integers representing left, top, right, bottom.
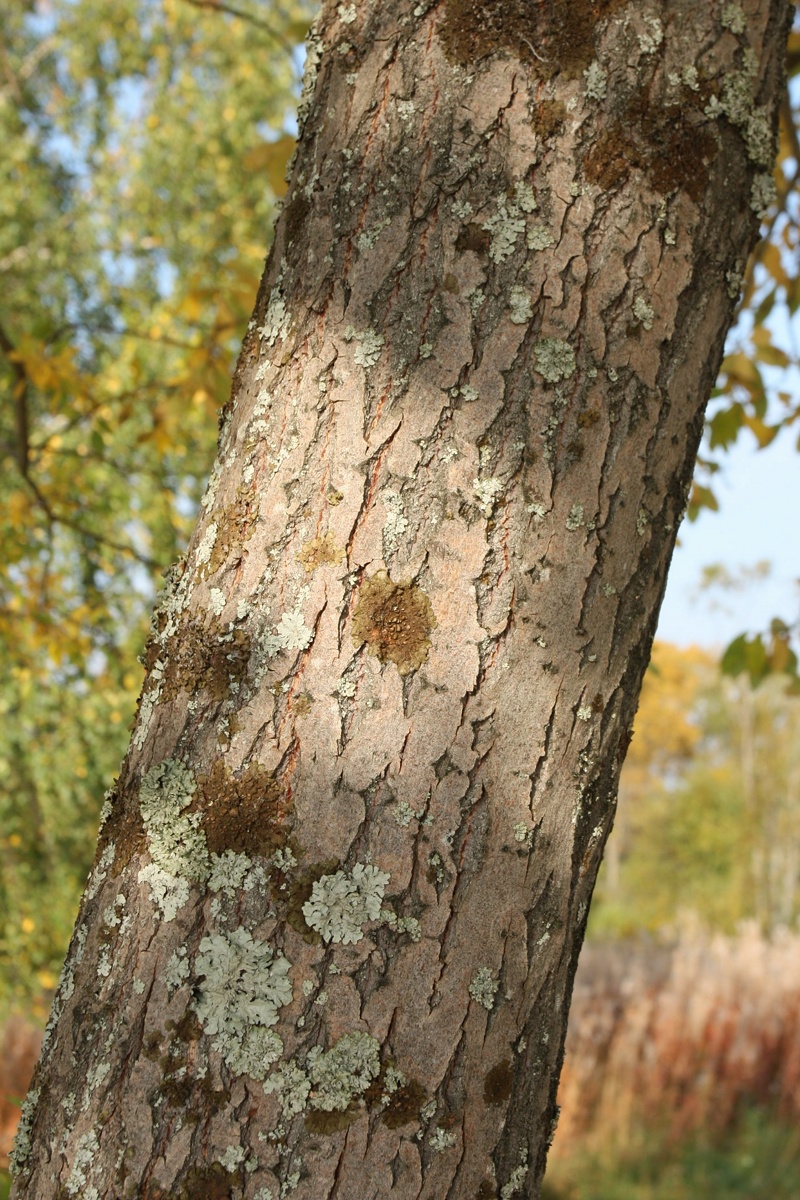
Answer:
533, 337, 577, 383
306, 1032, 381, 1111
469, 966, 499, 1011
302, 863, 390, 944
138, 759, 210, 920
8, 1086, 40, 1178
193, 928, 292, 1080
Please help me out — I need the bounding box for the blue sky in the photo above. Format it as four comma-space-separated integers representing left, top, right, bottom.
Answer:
657, 425, 798, 647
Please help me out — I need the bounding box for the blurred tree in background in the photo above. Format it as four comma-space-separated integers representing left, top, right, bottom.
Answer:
0, 0, 311, 1017
0, 0, 799, 1022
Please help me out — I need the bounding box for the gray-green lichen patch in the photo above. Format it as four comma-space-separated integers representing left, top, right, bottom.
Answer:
469, 966, 499, 1010
704, 58, 775, 168
8, 1085, 40, 1179
482, 198, 526, 263
508, 285, 533, 325
344, 325, 385, 368
527, 223, 555, 251
193, 928, 292, 1080
751, 172, 777, 216
306, 1032, 381, 1111
584, 61, 607, 101
721, 2, 746, 35
632, 296, 655, 330
533, 337, 577, 384
501, 1149, 529, 1200
138, 759, 210, 921
302, 863, 390, 944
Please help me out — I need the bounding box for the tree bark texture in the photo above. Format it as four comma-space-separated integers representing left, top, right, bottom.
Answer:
12, 2, 790, 1198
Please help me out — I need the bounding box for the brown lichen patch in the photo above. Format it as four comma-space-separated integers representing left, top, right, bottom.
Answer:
351, 571, 436, 676
292, 691, 314, 716
159, 619, 251, 703
206, 489, 257, 575
456, 222, 491, 256
178, 1164, 235, 1200
279, 858, 340, 942
439, 0, 628, 78
297, 531, 346, 573
531, 98, 566, 139
380, 1077, 428, 1128
584, 90, 717, 201
305, 1106, 361, 1134
197, 758, 289, 856
94, 777, 145, 874
483, 1058, 514, 1105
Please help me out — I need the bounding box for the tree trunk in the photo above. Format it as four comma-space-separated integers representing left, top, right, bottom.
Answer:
11, 2, 790, 1198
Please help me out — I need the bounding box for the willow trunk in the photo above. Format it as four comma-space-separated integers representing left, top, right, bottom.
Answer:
11, 2, 790, 1198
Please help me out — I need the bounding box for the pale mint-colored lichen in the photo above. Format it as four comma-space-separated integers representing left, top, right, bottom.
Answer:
381, 908, 422, 941
209, 587, 226, 616
337, 677, 356, 698
632, 296, 655, 330
86, 842, 116, 901
258, 285, 291, 348
513, 821, 534, 848
721, 2, 746, 34
577, 706, 592, 722
533, 338, 576, 384
636, 507, 650, 536
429, 1127, 457, 1151
302, 863, 390, 944
472, 477, 504, 514
307, 1032, 381, 1111
469, 967, 498, 1011
276, 608, 314, 651
264, 1061, 311, 1117
337, 2, 356, 22
751, 172, 777, 216
681, 64, 700, 91
584, 61, 607, 101
8, 1086, 40, 1178
508, 285, 533, 325
566, 504, 584, 531
382, 490, 409, 555
452, 198, 474, 219
347, 327, 385, 368
527, 223, 555, 251
165, 947, 190, 990
483, 200, 526, 263
65, 1129, 99, 1196
193, 928, 292, 1080
209, 850, 253, 897
195, 521, 218, 567
638, 15, 663, 54
138, 760, 209, 919
514, 180, 537, 213
705, 72, 775, 168
501, 1149, 529, 1200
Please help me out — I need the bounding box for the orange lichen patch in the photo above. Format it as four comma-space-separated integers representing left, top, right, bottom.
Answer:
297, 531, 346, 573
160, 619, 252, 703
439, 0, 628, 78
483, 1058, 514, 1105
380, 1078, 428, 1128
351, 571, 436, 676
197, 758, 289, 856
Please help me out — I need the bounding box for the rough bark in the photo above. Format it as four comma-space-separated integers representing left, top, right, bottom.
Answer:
11, 2, 791, 1198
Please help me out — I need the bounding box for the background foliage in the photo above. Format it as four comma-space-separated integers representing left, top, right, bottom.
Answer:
1, 3, 799, 1195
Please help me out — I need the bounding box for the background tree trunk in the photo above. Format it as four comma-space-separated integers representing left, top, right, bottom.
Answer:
11, 2, 790, 1197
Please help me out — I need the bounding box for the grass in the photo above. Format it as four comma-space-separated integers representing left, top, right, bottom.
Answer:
543, 1108, 800, 1200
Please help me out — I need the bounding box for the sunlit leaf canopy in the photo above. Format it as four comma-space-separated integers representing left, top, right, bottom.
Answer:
0, 1, 798, 1011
